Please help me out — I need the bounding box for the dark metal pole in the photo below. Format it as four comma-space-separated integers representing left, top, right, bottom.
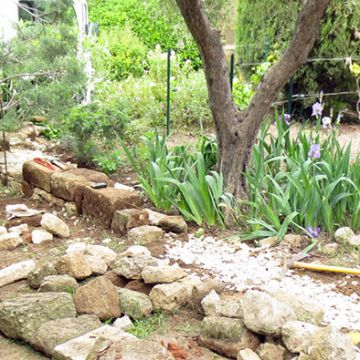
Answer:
166, 48, 171, 136
229, 53, 235, 92
0, 97, 8, 186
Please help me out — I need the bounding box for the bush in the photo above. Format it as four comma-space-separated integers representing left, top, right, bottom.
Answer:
236, 0, 360, 113
242, 110, 360, 241
92, 26, 148, 80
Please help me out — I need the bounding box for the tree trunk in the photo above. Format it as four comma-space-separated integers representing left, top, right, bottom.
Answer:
175, 0, 331, 197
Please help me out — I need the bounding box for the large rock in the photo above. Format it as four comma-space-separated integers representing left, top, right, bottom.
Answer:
82, 187, 142, 226
281, 321, 319, 354
96, 337, 175, 360
121, 245, 151, 257
268, 290, 324, 325
86, 244, 116, 265
23, 160, 59, 192
112, 254, 159, 279
125, 279, 154, 295
117, 288, 153, 320
0, 292, 76, 341
0, 232, 23, 250
74, 276, 120, 321
237, 349, 261, 360
256, 343, 287, 360
149, 276, 201, 311
51, 168, 110, 209
39, 275, 78, 293
191, 278, 225, 307
200, 316, 260, 359
334, 227, 355, 245
111, 209, 149, 235
31, 229, 53, 244
30, 315, 101, 356
84, 255, 107, 275
41, 213, 70, 238
52, 325, 136, 360
28, 260, 57, 289
158, 215, 187, 233
308, 326, 356, 360
56, 252, 92, 279
201, 290, 243, 318
242, 290, 296, 336
113, 315, 134, 331
127, 225, 164, 245
104, 270, 128, 287
0, 259, 36, 288
141, 264, 186, 284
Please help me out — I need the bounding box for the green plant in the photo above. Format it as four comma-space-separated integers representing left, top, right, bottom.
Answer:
93, 150, 123, 174
242, 110, 360, 241
129, 312, 166, 339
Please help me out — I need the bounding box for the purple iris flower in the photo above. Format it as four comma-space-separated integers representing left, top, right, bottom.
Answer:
308, 144, 320, 159
283, 113, 291, 126
306, 226, 321, 238
312, 102, 323, 117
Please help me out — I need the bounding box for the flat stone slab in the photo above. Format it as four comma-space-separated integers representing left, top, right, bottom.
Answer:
23, 160, 60, 192
0, 259, 35, 288
0, 292, 76, 342
52, 325, 136, 360
82, 187, 142, 226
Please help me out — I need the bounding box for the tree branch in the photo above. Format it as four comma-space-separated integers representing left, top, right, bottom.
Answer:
0, 70, 63, 84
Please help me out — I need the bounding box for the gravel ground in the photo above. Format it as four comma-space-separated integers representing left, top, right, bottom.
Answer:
166, 235, 360, 332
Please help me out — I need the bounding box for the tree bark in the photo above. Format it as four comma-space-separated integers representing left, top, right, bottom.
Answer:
175, 0, 331, 197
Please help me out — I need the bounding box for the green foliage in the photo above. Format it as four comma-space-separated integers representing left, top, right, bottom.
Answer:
0, 1, 85, 124
122, 132, 233, 226
92, 26, 148, 80
63, 102, 127, 168
242, 111, 360, 241
129, 312, 166, 339
236, 0, 360, 111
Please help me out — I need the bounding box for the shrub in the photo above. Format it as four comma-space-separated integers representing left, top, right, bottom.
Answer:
242, 110, 360, 241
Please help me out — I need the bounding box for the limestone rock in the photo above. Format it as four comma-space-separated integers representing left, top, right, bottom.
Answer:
268, 290, 324, 325
146, 209, 167, 226
158, 215, 187, 233
8, 223, 29, 235
111, 209, 149, 235
0, 232, 23, 250
74, 276, 120, 321
141, 264, 186, 284
86, 244, 116, 265
200, 316, 260, 359
121, 245, 151, 258
56, 252, 92, 279
52, 325, 136, 360
31, 229, 53, 244
66, 241, 87, 254
28, 260, 57, 289
201, 290, 243, 318
308, 326, 356, 360
84, 254, 107, 275
113, 315, 134, 331
82, 186, 142, 226
281, 321, 319, 354
104, 270, 128, 287
23, 160, 59, 192
125, 279, 154, 295
322, 243, 339, 257
334, 227, 355, 245
0, 259, 36, 288
242, 290, 296, 336
41, 213, 70, 238
150, 276, 201, 311
127, 225, 163, 245
39, 275, 78, 292
0, 292, 76, 341
112, 254, 159, 279
0, 226, 7, 235
96, 337, 174, 360
30, 315, 101, 356
256, 343, 287, 360
348, 234, 360, 248
191, 278, 225, 307
118, 288, 153, 320
237, 349, 261, 360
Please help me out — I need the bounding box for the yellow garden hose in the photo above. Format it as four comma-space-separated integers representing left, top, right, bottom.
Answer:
291, 261, 360, 275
